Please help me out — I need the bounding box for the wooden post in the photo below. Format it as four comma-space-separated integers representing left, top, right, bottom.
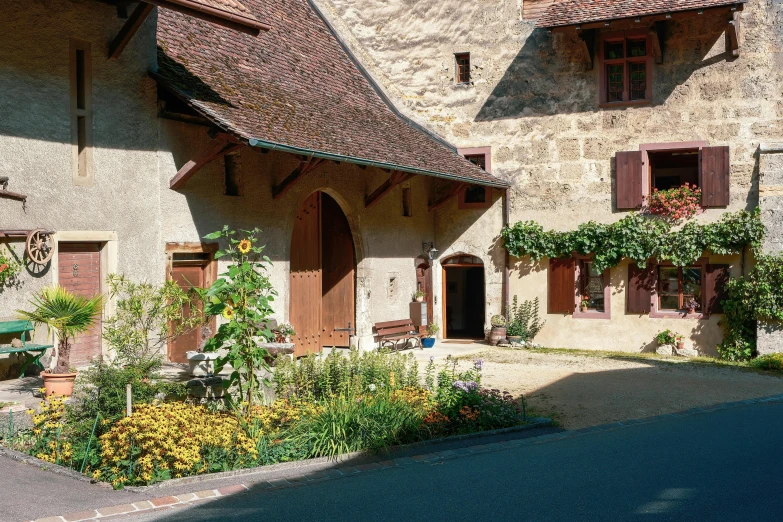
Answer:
126, 383, 132, 417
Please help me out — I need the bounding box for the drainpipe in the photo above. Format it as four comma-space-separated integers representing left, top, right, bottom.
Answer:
502, 189, 510, 317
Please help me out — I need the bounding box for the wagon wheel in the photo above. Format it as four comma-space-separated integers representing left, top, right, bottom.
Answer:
26, 229, 53, 265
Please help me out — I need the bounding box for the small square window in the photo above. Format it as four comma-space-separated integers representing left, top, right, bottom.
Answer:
402, 187, 412, 217
658, 266, 702, 311
604, 41, 624, 60
599, 32, 651, 106
455, 53, 470, 84
464, 154, 486, 171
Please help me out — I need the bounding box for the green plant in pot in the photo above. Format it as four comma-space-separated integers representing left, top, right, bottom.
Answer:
17, 286, 103, 396
422, 323, 439, 348
507, 296, 545, 345
413, 289, 425, 303
489, 314, 507, 346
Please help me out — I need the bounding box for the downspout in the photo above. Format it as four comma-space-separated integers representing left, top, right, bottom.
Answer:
503, 189, 510, 317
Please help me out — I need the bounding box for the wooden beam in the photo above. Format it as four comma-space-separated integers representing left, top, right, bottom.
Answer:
109, 2, 154, 60
428, 182, 467, 213
0, 190, 27, 202
272, 158, 326, 199
170, 134, 243, 189
364, 171, 413, 209
552, 4, 742, 33
726, 11, 740, 60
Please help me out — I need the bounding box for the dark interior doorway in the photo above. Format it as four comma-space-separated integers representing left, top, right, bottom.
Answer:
650, 149, 699, 191
442, 255, 485, 339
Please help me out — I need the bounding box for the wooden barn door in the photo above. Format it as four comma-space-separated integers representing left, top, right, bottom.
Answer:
58, 243, 102, 365
290, 192, 322, 356
290, 192, 355, 356
321, 193, 355, 349
168, 262, 206, 363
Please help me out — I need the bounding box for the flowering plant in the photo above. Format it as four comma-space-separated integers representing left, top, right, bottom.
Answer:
272, 323, 295, 343
646, 183, 702, 221
685, 297, 700, 312
655, 329, 678, 346
0, 246, 21, 288
201, 227, 277, 411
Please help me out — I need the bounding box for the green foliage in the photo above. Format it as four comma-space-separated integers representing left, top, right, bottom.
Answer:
426, 323, 440, 337
287, 392, 426, 458
201, 227, 277, 411
655, 329, 682, 346
749, 353, 783, 371
490, 314, 506, 327
501, 209, 763, 271
273, 347, 419, 400
0, 245, 21, 288
103, 274, 204, 373
507, 296, 545, 340
718, 254, 783, 361
17, 286, 104, 373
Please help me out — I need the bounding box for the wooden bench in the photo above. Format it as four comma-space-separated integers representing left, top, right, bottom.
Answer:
0, 320, 53, 377
372, 319, 424, 351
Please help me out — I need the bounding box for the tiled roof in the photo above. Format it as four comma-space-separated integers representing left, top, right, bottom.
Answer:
155, 0, 507, 188
537, 0, 744, 28
154, 0, 270, 32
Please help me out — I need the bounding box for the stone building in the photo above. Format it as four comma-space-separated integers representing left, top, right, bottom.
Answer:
313, 0, 783, 354
0, 0, 506, 374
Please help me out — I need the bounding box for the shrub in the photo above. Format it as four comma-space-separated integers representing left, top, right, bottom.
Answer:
507, 296, 545, 340
490, 315, 506, 327
273, 347, 419, 400
655, 330, 681, 346
749, 353, 783, 371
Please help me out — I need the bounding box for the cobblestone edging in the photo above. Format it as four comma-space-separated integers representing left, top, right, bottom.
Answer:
29, 394, 783, 522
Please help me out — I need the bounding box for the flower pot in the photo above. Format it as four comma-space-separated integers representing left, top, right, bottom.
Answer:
415, 296, 424, 303
41, 371, 77, 397
421, 337, 436, 348
580, 305, 588, 312
488, 327, 507, 346
186, 351, 221, 377
507, 335, 523, 344
676, 341, 685, 350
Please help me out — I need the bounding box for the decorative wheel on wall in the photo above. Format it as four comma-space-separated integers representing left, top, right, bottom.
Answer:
26, 229, 54, 265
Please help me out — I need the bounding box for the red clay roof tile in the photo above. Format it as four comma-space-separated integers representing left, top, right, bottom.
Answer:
537, 0, 745, 28
155, 0, 507, 187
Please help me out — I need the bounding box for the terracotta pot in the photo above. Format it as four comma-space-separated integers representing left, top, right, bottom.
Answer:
488, 327, 507, 346
41, 371, 77, 397
580, 305, 588, 312
415, 296, 424, 303
676, 341, 685, 350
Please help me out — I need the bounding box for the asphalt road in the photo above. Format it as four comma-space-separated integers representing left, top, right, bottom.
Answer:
124, 401, 783, 522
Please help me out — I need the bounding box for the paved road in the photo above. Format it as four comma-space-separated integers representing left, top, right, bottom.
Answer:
123, 401, 783, 522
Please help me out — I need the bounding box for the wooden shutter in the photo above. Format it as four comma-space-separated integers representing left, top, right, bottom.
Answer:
616, 151, 643, 210
548, 257, 575, 314
700, 146, 730, 207
627, 262, 655, 314
705, 264, 730, 314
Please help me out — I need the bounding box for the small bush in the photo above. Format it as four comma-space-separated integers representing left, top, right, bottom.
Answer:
749, 353, 783, 371
273, 347, 419, 400
507, 296, 545, 340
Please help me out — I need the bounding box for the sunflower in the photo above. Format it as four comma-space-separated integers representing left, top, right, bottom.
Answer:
238, 239, 252, 254
222, 306, 235, 320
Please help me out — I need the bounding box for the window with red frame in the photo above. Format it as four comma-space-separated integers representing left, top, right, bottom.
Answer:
580, 260, 606, 312
600, 31, 651, 105
455, 53, 471, 84
658, 266, 702, 312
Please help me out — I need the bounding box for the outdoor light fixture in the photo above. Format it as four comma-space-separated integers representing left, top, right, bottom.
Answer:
422, 242, 439, 261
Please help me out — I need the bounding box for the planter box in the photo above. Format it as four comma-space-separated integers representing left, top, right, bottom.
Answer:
186, 351, 222, 377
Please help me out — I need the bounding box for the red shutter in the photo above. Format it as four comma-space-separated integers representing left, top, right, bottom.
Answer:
705, 264, 730, 314
627, 262, 655, 314
616, 151, 643, 210
548, 258, 575, 314
700, 146, 730, 207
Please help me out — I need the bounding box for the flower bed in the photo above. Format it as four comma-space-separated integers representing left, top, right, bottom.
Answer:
5, 350, 528, 488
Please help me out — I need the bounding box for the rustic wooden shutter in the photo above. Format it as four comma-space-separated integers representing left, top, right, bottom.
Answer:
616, 151, 643, 210
705, 264, 730, 314
700, 146, 730, 207
627, 262, 655, 314
548, 257, 575, 314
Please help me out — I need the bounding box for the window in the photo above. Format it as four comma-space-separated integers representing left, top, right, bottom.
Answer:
599, 31, 651, 106
649, 149, 699, 191
457, 147, 493, 209
70, 39, 93, 186
658, 266, 702, 312
402, 187, 412, 217
224, 151, 243, 196
574, 257, 611, 319
465, 154, 486, 170
455, 53, 470, 84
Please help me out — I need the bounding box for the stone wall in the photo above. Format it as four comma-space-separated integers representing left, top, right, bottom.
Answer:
757, 143, 783, 354
314, 0, 783, 351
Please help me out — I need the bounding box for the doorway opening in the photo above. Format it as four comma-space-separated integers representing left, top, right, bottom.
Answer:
290, 191, 356, 356
442, 254, 485, 340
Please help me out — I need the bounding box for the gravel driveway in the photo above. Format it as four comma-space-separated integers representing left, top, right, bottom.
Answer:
451, 347, 783, 429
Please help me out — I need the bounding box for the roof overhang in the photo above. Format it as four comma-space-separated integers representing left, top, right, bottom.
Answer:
145, 0, 271, 35
538, 1, 745, 31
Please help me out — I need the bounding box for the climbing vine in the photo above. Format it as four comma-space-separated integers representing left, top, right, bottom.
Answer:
501, 208, 763, 272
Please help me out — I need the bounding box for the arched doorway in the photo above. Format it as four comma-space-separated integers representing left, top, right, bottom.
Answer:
290, 192, 355, 356
441, 254, 485, 340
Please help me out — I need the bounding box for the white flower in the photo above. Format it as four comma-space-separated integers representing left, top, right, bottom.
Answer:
368, 384, 376, 391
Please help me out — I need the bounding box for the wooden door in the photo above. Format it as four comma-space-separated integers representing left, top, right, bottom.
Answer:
416, 261, 434, 326
168, 263, 205, 363
321, 193, 355, 349
58, 243, 102, 365
290, 192, 322, 356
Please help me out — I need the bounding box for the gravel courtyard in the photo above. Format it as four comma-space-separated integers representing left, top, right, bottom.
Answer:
437, 346, 783, 429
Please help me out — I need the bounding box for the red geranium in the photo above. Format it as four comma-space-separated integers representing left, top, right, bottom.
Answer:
645, 183, 702, 221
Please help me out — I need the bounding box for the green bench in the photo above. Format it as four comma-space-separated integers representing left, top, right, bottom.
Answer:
0, 320, 53, 377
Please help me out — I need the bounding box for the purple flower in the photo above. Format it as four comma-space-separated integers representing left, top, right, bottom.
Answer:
474, 359, 484, 371
453, 380, 479, 392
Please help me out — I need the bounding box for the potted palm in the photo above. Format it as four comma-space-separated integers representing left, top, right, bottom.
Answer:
422, 323, 439, 348
17, 286, 103, 396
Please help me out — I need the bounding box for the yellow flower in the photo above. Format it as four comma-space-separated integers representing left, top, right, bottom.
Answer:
238, 239, 252, 254
222, 306, 234, 320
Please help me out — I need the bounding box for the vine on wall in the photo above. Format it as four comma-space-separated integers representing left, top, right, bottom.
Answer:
501, 209, 764, 272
